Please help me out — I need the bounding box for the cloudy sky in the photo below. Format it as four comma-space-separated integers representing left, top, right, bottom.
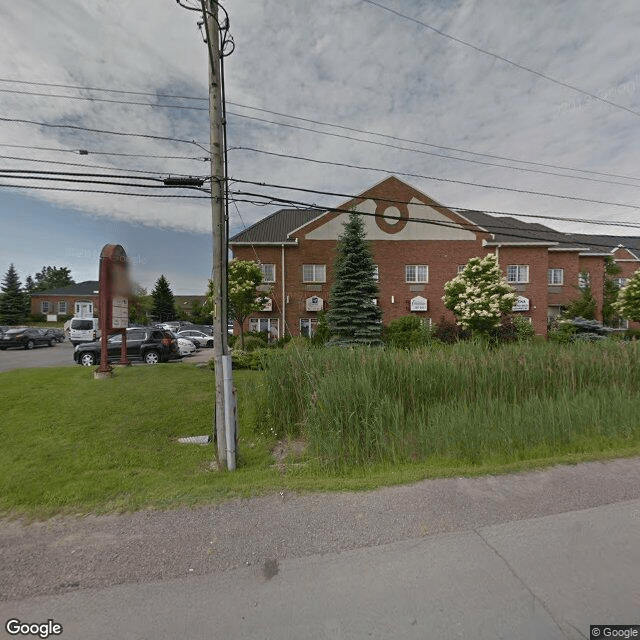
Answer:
1, 0, 639, 294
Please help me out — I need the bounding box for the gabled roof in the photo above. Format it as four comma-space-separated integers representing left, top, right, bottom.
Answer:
230, 208, 323, 244
30, 280, 100, 297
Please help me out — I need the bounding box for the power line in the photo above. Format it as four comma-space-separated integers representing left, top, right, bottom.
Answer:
227, 187, 640, 230
0, 116, 210, 151
3, 77, 639, 182
0, 153, 196, 176
0, 142, 208, 161
0, 77, 208, 101
0, 87, 209, 112
229, 176, 640, 213
0, 182, 211, 198
361, 0, 640, 119
231, 146, 640, 193
227, 111, 640, 184
229, 190, 640, 248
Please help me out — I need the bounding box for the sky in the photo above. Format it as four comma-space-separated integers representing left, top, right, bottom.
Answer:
1, 0, 640, 294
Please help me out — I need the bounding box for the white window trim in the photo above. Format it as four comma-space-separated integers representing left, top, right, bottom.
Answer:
373, 265, 379, 281
548, 268, 564, 285
260, 263, 276, 283
507, 265, 529, 284
40, 301, 49, 313
299, 317, 318, 337
302, 264, 326, 283
405, 264, 429, 283
58, 301, 67, 314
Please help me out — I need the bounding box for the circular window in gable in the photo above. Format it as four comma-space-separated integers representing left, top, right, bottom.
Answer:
375, 201, 409, 234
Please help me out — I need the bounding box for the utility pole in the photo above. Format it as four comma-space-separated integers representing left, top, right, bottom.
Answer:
201, 0, 231, 469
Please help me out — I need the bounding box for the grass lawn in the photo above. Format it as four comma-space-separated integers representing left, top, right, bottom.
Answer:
1, 349, 639, 520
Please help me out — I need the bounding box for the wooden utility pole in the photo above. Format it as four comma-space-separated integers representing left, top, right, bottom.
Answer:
202, 0, 228, 468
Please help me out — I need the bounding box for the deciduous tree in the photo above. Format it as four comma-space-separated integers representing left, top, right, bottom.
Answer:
613, 267, 640, 322
442, 254, 516, 336
227, 260, 269, 349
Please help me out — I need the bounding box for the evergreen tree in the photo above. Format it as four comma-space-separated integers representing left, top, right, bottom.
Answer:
327, 211, 382, 346
0, 264, 29, 324
150, 275, 177, 322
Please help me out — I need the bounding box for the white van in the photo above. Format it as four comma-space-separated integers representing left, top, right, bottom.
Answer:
69, 317, 101, 346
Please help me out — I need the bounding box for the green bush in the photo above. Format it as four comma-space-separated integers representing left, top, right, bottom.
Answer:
384, 315, 432, 349
242, 335, 268, 352
29, 313, 46, 323
433, 316, 468, 344
624, 329, 640, 341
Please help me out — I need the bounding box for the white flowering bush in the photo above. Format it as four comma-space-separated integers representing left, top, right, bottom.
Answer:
612, 267, 640, 322
442, 254, 516, 335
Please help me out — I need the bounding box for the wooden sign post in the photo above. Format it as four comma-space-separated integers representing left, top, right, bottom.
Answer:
96, 244, 132, 378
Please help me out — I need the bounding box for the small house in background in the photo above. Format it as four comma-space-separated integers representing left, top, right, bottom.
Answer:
30, 280, 99, 321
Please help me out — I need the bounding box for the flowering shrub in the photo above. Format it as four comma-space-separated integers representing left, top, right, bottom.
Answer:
613, 267, 640, 322
442, 254, 516, 336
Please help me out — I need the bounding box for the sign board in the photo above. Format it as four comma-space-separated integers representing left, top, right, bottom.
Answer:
512, 296, 530, 312
112, 296, 129, 328
410, 296, 428, 312
98, 244, 132, 373
306, 296, 324, 312
260, 297, 273, 312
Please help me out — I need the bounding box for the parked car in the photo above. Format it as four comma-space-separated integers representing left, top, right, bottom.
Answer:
176, 337, 197, 356
0, 328, 57, 350
177, 329, 214, 348
44, 328, 65, 343
73, 327, 179, 366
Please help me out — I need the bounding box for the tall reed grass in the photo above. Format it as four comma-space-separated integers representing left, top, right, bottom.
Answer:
258, 341, 640, 469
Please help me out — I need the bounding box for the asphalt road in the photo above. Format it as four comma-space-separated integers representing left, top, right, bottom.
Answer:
1, 457, 639, 639
0, 340, 213, 372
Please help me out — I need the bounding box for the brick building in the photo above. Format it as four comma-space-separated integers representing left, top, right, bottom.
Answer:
30, 280, 99, 320
230, 177, 640, 338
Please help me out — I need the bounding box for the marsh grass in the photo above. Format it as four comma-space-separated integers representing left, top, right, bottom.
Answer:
259, 341, 640, 469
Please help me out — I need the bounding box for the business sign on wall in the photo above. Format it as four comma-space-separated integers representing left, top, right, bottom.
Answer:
410, 296, 428, 312
306, 296, 324, 312
512, 296, 530, 312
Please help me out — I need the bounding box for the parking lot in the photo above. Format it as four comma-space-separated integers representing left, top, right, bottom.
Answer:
0, 339, 213, 373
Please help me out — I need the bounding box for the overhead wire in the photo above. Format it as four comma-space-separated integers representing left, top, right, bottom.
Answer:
2, 78, 639, 183
228, 190, 639, 250
361, 0, 640, 120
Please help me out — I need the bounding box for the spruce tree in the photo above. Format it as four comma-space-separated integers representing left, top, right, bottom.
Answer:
327, 211, 382, 346
0, 264, 29, 325
151, 275, 177, 322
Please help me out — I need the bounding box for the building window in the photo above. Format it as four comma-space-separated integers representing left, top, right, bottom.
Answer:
405, 265, 428, 283
300, 318, 318, 337
40, 301, 49, 313
548, 269, 564, 285
457, 265, 466, 274
613, 277, 628, 288
58, 301, 67, 314
259, 263, 275, 283
248, 318, 279, 341
507, 265, 529, 284
373, 265, 379, 281
578, 272, 590, 289
302, 264, 326, 283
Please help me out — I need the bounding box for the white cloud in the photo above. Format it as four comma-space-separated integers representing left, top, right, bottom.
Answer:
0, 0, 639, 242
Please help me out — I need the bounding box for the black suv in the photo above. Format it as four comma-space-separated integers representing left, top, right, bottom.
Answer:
73, 328, 179, 366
